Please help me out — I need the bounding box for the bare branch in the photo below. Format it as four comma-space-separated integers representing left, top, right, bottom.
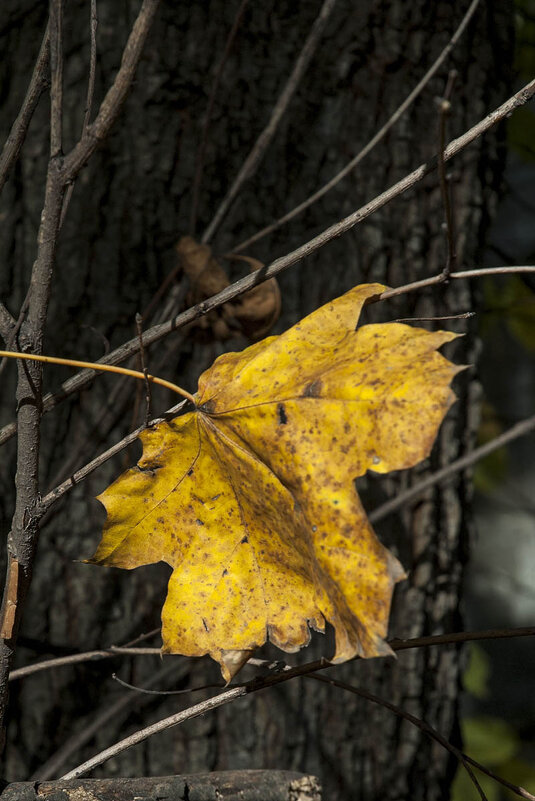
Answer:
189, 0, 249, 236
308, 674, 535, 801
40, 400, 186, 510
201, 0, 338, 244
61, 0, 161, 183
389, 626, 535, 652
83, 0, 98, 134
60, 683, 248, 779
59, 0, 98, 228
49, 0, 64, 158
10, 624, 535, 684
232, 0, 481, 254
437, 90, 456, 276
369, 412, 535, 524
0, 0, 162, 748
9, 647, 162, 682
57, 617, 535, 783
377, 265, 535, 303
0, 22, 50, 194
0, 14, 68, 743
34, 661, 187, 781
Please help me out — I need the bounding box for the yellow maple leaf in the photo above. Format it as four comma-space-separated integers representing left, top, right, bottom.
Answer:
89, 283, 461, 681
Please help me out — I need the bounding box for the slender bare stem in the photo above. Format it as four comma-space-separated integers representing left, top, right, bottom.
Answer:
49, 0, 64, 158
0, 0, 161, 750
59, 0, 98, 228
61, 0, 161, 182
60, 683, 248, 779
0, 22, 50, 194
437, 94, 456, 277
39, 398, 186, 510
232, 0, 481, 254
202, 0, 338, 244
0, 0, 68, 749
83, 0, 98, 133
376, 265, 535, 303
189, 0, 249, 236
135, 313, 152, 424
308, 674, 535, 801
11, 623, 534, 687
34, 661, 187, 781
9, 647, 161, 682
369, 412, 535, 523
57, 618, 535, 783
0, 351, 196, 404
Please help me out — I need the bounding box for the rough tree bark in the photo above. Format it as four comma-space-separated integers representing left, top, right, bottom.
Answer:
0, 1, 513, 799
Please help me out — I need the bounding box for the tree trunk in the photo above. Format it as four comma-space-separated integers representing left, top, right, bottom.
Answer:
0, 1, 513, 799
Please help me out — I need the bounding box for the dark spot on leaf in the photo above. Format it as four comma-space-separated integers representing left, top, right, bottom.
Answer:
241, 536, 249, 544
202, 618, 209, 632
222, 569, 228, 577
196, 519, 204, 526
303, 379, 322, 397
211, 494, 221, 501
187, 468, 193, 476
277, 403, 288, 425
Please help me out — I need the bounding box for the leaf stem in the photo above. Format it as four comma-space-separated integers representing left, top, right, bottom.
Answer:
0, 351, 196, 405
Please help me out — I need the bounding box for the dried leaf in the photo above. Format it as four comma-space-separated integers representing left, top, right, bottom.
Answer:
89, 283, 460, 680
177, 236, 280, 341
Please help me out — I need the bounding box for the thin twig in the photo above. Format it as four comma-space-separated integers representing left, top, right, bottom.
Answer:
0, 0, 162, 746
0, 289, 31, 376
58, 624, 535, 785
437, 90, 456, 277
9, 647, 161, 681
39, 399, 186, 511
307, 674, 535, 801
0, 22, 50, 194
308, 674, 487, 801
135, 313, 152, 424
0, 0, 68, 746
111, 672, 217, 696
49, 0, 64, 158
59, 0, 98, 228
59, 686, 254, 780
201, 0, 338, 244
369, 412, 535, 523
189, 0, 249, 236
232, 0, 481, 254
60, 0, 161, 182
377, 265, 535, 303
392, 311, 475, 323
10, 624, 535, 682
0, 350, 196, 404
33, 660, 187, 781
82, 0, 98, 133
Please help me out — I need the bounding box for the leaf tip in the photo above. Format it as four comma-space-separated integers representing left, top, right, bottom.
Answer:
219, 649, 255, 683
